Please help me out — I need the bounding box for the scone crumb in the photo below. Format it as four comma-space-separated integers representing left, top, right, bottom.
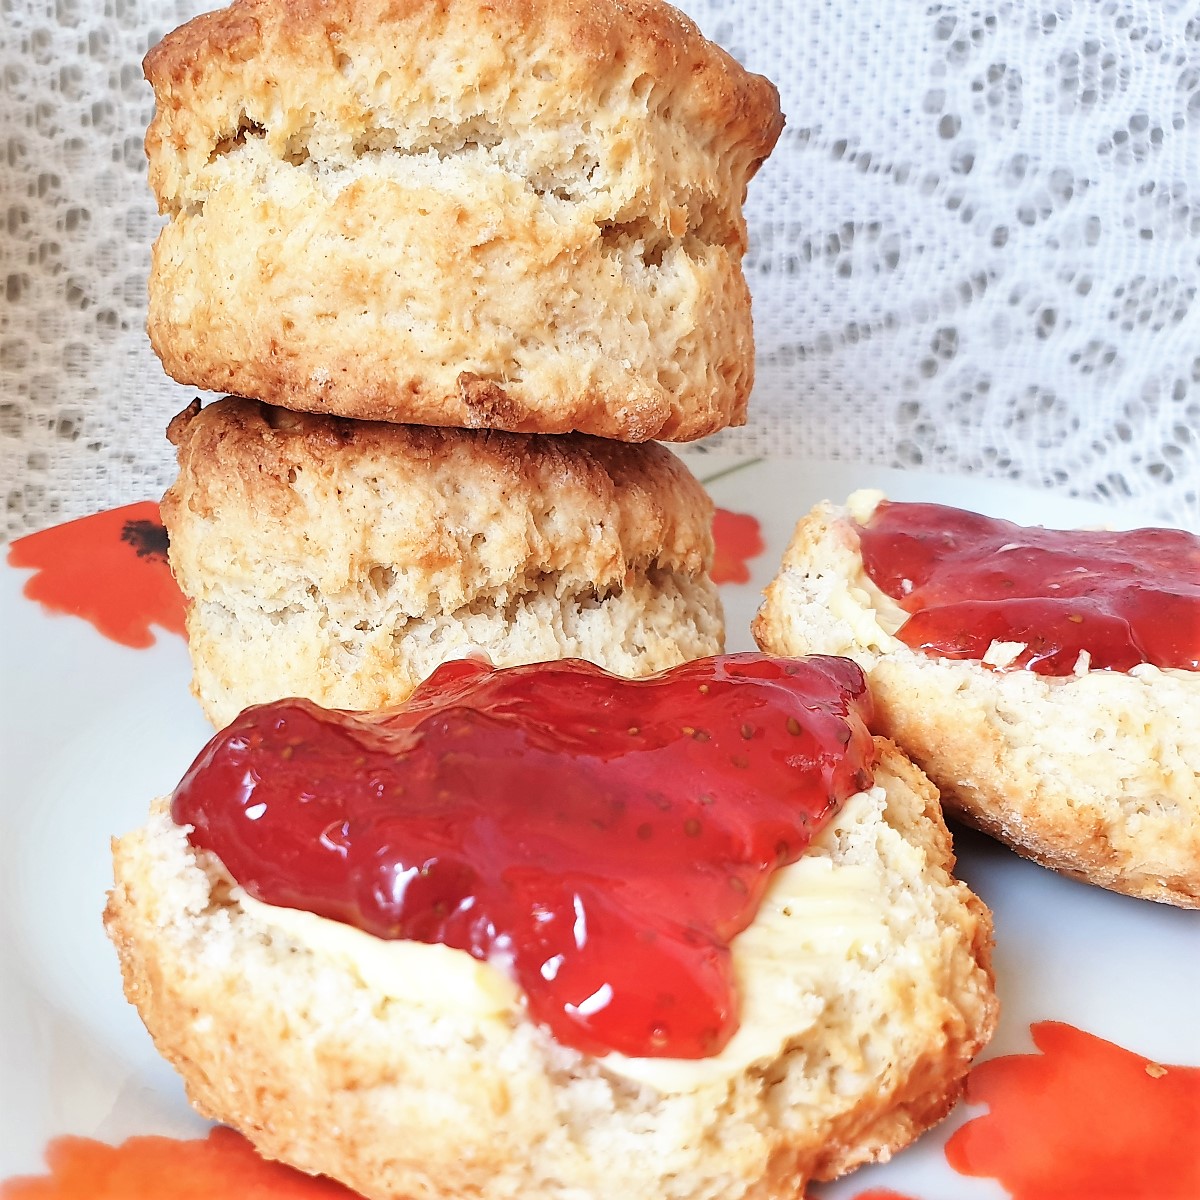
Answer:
981, 640, 1026, 669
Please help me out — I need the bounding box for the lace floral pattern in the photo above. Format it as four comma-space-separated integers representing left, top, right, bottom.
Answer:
2, 0, 1198, 539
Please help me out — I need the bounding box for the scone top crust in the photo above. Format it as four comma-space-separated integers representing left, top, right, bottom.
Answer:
162, 396, 715, 606
144, 0, 784, 245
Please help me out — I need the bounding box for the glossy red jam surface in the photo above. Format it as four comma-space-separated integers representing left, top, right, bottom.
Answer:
172, 654, 876, 1059
858, 500, 1200, 674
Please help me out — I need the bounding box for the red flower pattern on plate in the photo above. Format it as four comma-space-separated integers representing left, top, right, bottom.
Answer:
945, 1021, 1200, 1200
7, 501, 186, 648
711, 507, 765, 585
0, 1129, 353, 1199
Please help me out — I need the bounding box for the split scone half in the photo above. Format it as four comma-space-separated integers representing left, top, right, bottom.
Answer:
753, 492, 1200, 907
106, 739, 997, 1200
162, 397, 724, 728
144, 0, 784, 442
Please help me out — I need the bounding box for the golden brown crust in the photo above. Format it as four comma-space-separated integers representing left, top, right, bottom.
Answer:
164, 397, 714, 577
162, 397, 725, 726
143, 0, 783, 211
143, 0, 783, 441
754, 497, 1200, 908
105, 741, 996, 1199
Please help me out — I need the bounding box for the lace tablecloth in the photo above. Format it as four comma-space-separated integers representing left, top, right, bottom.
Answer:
3, 0, 1198, 540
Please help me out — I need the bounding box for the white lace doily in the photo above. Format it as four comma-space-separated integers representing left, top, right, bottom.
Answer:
3, 0, 1199, 540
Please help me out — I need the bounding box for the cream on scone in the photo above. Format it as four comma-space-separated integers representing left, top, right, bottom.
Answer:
161, 397, 725, 728
106, 735, 997, 1200
753, 491, 1200, 907
144, 0, 784, 442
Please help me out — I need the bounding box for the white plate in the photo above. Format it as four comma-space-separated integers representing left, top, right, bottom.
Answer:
1, 463, 1196, 1199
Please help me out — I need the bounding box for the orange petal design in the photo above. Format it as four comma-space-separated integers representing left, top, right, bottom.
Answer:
0, 1130, 357, 1199
945, 1021, 1200, 1200
711, 508, 765, 585
1, 1132, 933, 1200
7, 502, 186, 648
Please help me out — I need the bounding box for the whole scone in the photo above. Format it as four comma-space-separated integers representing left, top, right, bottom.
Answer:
162, 397, 725, 727
106, 738, 997, 1200
753, 492, 1200, 907
144, 0, 784, 441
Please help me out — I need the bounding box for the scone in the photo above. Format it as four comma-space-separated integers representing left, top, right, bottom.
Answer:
162, 397, 724, 727
144, 0, 784, 441
106, 655, 998, 1200
753, 491, 1200, 907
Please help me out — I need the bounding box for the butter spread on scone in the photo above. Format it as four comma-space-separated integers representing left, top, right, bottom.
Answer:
236, 788, 899, 1094
754, 491, 1200, 907
107, 655, 997, 1200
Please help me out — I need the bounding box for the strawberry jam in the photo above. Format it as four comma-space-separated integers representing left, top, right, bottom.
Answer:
858, 500, 1200, 674
171, 654, 876, 1060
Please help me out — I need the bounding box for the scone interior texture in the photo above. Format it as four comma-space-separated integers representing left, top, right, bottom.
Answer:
162, 397, 725, 728
144, 0, 785, 441
106, 739, 997, 1200
753, 492, 1200, 908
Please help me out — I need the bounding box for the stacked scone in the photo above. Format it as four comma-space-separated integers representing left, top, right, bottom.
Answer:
108, 4, 1001, 1199
147, 0, 787, 723
162, 398, 727, 726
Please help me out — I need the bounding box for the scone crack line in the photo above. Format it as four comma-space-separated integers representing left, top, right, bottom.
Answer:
199, 561, 704, 632
205, 114, 510, 173
187, 119, 726, 265
205, 109, 266, 163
